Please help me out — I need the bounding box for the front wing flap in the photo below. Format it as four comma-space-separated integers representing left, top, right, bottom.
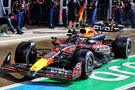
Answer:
0, 64, 29, 73
0, 62, 82, 81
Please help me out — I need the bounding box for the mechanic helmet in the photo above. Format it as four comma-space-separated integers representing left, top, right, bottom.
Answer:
80, 27, 99, 37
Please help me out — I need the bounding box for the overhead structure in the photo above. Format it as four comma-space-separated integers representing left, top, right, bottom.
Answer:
0, 0, 11, 16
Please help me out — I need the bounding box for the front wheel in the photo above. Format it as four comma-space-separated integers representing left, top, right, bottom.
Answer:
15, 41, 37, 64
74, 49, 94, 79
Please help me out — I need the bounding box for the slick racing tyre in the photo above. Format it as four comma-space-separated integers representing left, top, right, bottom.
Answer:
112, 37, 131, 59
15, 41, 37, 64
74, 49, 94, 79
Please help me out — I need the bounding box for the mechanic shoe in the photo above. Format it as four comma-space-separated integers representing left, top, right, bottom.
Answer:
0, 33, 3, 37
68, 29, 72, 33
17, 31, 24, 35
49, 24, 55, 29
22, 27, 27, 30
0, 32, 10, 37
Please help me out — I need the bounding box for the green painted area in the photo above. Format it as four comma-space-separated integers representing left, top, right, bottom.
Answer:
96, 73, 118, 78
39, 56, 135, 90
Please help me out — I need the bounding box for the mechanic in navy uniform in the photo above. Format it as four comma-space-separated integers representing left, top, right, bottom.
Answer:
62, 0, 68, 27
48, 0, 61, 29
0, 13, 16, 36
125, 0, 135, 28
87, 0, 98, 25
32, 0, 44, 25
113, 0, 124, 24
67, 0, 80, 33
13, 0, 26, 34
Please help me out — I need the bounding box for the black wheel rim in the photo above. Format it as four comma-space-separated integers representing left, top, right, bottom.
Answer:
126, 41, 131, 56
86, 52, 93, 75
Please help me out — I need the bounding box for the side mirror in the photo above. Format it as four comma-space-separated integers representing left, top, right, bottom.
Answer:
67, 34, 72, 37
51, 37, 57, 40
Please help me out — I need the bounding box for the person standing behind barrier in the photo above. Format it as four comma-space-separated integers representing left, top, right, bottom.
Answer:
113, 0, 124, 25
21, 0, 30, 29
78, 0, 87, 23
48, 0, 61, 29
87, 0, 98, 25
32, 0, 44, 25
125, 0, 135, 28
14, 0, 26, 35
67, 0, 80, 33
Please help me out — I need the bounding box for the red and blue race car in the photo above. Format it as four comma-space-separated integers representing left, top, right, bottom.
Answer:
0, 24, 131, 80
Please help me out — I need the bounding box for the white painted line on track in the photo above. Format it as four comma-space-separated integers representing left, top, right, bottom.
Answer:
0, 81, 31, 90
22, 30, 67, 35
0, 77, 48, 90
113, 55, 135, 90
115, 82, 135, 90
0, 34, 66, 44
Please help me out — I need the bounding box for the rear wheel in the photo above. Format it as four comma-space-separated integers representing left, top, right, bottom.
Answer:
15, 41, 37, 64
112, 37, 131, 59
74, 49, 94, 79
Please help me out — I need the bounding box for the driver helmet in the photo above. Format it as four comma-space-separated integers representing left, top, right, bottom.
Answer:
80, 27, 99, 37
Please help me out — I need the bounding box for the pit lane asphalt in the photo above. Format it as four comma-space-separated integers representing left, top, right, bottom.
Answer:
0, 27, 68, 46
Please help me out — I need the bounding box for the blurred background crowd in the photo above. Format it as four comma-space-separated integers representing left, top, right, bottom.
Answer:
0, 0, 135, 36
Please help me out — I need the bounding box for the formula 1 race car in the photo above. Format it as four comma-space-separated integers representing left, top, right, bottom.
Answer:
0, 24, 131, 81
